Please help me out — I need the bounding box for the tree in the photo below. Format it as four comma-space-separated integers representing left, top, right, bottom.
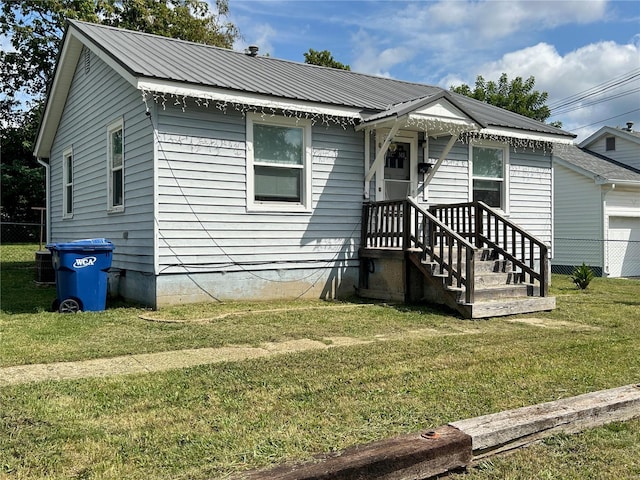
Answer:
451, 73, 555, 124
0, 0, 240, 223
1, 0, 239, 111
303, 49, 350, 70
1, 106, 45, 223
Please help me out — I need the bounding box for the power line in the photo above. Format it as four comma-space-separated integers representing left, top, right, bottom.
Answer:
571, 108, 640, 131
552, 87, 640, 116
548, 68, 640, 110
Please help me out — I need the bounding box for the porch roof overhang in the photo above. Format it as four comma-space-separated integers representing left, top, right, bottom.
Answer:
356, 91, 485, 137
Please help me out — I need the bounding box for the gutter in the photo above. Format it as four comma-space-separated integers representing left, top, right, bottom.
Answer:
36, 157, 50, 245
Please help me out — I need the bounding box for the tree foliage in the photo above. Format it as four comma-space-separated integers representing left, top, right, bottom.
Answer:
1, 106, 45, 222
1, 0, 238, 110
303, 48, 350, 70
0, 0, 239, 222
451, 73, 553, 124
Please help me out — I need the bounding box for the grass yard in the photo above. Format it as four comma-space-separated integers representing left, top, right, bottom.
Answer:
1, 244, 639, 479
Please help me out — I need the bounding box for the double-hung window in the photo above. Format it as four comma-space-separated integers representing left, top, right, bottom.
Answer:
107, 119, 124, 212
63, 147, 73, 218
247, 114, 312, 211
471, 143, 509, 211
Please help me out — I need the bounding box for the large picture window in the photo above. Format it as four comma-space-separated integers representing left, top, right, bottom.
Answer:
63, 147, 73, 218
107, 119, 124, 212
471, 143, 508, 210
247, 114, 311, 211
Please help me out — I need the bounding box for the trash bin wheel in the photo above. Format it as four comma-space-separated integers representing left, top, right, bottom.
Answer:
59, 298, 82, 314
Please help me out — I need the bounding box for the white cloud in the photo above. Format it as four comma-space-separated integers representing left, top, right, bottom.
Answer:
458, 39, 640, 139
350, 29, 414, 77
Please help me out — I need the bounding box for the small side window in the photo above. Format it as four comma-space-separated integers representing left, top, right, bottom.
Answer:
605, 137, 615, 151
107, 119, 124, 212
63, 147, 73, 218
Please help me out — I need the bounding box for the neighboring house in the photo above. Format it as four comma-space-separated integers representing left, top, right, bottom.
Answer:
34, 21, 575, 316
553, 124, 640, 277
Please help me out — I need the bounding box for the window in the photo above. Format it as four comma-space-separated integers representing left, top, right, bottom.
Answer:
471, 143, 508, 211
606, 136, 615, 151
107, 119, 124, 212
247, 114, 311, 211
63, 148, 73, 218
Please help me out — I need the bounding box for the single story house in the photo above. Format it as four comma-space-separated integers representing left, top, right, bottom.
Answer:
34, 20, 576, 317
553, 124, 640, 277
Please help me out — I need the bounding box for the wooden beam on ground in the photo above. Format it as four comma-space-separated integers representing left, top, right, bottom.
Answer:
238, 426, 471, 480
451, 383, 640, 460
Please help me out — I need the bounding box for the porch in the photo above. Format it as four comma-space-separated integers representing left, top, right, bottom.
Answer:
358, 199, 555, 319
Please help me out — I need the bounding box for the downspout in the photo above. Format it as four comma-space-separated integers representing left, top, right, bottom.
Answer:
601, 182, 615, 276
364, 128, 371, 199
36, 157, 51, 244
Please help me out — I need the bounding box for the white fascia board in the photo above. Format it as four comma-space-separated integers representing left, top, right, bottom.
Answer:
579, 126, 640, 149
70, 27, 138, 87
595, 178, 640, 186
136, 79, 361, 119
481, 126, 575, 145
34, 26, 139, 158
33, 35, 84, 157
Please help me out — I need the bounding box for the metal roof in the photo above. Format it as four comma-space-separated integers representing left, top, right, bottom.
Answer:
555, 145, 640, 183
68, 20, 574, 138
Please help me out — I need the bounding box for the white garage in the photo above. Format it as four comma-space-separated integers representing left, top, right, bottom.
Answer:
607, 216, 640, 277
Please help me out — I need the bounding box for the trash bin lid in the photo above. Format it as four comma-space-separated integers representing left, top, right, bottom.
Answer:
46, 238, 115, 252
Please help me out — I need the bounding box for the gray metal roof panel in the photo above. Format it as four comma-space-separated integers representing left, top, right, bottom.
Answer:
556, 145, 640, 182
69, 20, 574, 137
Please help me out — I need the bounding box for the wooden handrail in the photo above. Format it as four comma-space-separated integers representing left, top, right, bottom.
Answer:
362, 199, 477, 304
430, 201, 549, 297
361, 199, 550, 301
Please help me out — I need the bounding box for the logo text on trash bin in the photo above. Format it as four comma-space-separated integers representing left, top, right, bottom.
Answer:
73, 256, 97, 268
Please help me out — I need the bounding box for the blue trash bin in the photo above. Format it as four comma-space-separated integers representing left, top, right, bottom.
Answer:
46, 238, 115, 313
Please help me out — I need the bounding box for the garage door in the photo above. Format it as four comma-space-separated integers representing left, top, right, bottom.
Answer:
608, 216, 640, 277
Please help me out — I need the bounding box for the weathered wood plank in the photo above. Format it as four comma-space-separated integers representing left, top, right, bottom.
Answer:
451, 384, 640, 460
237, 426, 471, 480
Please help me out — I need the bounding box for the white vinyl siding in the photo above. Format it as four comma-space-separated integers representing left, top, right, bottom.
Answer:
62, 147, 73, 218
586, 134, 640, 170
155, 106, 363, 275
553, 163, 603, 269
47, 49, 154, 274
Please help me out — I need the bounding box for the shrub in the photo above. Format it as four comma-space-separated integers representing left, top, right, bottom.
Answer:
571, 263, 595, 289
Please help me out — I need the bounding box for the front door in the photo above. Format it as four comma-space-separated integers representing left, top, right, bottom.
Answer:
376, 131, 418, 201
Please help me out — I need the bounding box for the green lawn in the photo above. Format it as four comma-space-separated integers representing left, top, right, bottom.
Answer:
1, 244, 639, 479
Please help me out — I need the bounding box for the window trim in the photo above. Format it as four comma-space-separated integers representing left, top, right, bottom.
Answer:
246, 113, 312, 212
62, 147, 74, 219
469, 140, 510, 214
107, 118, 124, 213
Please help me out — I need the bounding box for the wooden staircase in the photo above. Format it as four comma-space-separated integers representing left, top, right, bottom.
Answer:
406, 246, 555, 319
360, 199, 555, 319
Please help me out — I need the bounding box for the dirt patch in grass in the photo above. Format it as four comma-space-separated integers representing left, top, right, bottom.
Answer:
506, 317, 600, 331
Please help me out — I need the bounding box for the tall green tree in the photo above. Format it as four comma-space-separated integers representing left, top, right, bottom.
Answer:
1, 107, 44, 222
303, 48, 350, 70
451, 73, 556, 124
1, 0, 239, 112
0, 0, 239, 222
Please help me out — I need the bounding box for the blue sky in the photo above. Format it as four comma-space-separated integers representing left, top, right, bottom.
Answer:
228, 0, 640, 140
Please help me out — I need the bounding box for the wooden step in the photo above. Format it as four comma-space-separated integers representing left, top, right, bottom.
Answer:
465, 296, 556, 319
